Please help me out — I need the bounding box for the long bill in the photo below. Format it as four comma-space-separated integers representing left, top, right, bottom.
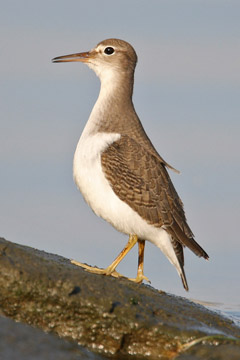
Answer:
52, 51, 90, 63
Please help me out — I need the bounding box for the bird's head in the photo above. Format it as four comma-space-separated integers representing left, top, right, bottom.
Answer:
52, 38, 138, 80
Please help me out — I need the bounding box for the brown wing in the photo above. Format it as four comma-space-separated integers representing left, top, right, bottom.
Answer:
101, 135, 208, 259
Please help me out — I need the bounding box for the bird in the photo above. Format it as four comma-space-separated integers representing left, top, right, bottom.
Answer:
52, 38, 209, 291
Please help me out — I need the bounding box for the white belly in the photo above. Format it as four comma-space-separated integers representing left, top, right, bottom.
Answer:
73, 131, 181, 274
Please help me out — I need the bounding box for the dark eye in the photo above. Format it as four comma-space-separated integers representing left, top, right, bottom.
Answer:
104, 47, 115, 55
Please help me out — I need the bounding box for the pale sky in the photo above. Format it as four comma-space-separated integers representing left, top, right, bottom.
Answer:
1, 0, 240, 306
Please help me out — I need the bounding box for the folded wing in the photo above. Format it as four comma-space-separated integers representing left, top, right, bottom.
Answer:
101, 135, 209, 260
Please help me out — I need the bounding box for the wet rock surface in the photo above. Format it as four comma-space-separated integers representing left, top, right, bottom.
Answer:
0, 315, 104, 360
0, 237, 239, 359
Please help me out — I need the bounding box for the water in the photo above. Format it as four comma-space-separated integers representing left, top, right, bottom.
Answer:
217, 306, 240, 328
192, 299, 240, 328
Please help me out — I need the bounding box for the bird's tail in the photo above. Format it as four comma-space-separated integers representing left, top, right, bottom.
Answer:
170, 238, 189, 291
154, 230, 189, 291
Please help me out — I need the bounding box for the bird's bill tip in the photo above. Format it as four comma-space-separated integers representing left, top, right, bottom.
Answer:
52, 51, 90, 63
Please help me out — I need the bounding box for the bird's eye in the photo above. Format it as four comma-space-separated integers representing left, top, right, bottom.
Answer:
104, 47, 115, 55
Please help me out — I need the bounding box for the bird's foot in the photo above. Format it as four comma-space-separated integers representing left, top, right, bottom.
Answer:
70, 259, 126, 279
128, 273, 151, 284
71, 259, 150, 283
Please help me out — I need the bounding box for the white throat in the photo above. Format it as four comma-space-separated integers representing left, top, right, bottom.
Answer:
82, 65, 121, 136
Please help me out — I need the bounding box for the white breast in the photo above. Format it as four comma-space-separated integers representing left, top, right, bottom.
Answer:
73, 131, 121, 220
73, 130, 152, 234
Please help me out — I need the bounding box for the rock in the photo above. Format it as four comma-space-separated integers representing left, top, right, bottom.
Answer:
0, 237, 239, 359
0, 315, 104, 360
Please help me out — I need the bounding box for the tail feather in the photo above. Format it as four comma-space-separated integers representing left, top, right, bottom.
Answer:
180, 267, 189, 291
169, 220, 209, 260
171, 238, 189, 291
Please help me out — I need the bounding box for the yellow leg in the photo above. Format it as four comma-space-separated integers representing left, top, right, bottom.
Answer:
129, 239, 151, 284
71, 234, 138, 279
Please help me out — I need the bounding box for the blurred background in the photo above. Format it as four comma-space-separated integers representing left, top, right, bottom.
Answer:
1, 1, 239, 311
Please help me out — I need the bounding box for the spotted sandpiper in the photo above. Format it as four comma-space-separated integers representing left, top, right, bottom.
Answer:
52, 38, 209, 290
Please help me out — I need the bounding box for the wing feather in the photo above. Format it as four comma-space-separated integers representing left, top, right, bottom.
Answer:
101, 135, 208, 259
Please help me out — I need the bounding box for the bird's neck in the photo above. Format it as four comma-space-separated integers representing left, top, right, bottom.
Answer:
99, 69, 134, 103
84, 69, 136, 135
